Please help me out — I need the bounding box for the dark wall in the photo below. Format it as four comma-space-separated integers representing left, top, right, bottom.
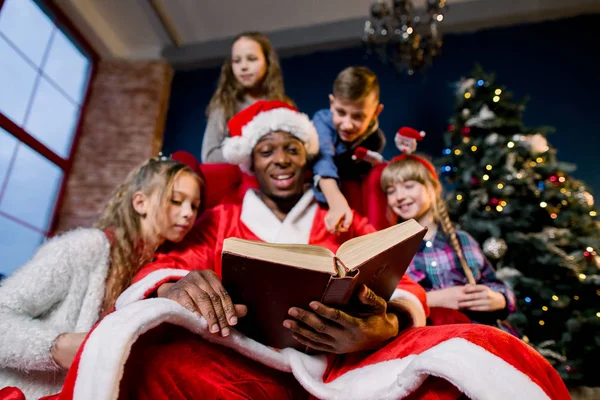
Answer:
163, 14, 600, 196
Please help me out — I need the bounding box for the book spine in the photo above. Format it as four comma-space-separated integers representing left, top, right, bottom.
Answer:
320, 272, 360, 306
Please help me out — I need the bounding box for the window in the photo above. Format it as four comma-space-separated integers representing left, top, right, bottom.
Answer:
0, 0, 95, 276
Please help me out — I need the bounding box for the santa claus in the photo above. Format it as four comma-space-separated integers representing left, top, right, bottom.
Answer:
39, 101, 568, 400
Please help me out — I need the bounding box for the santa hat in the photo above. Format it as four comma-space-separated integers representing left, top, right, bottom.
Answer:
391, 127, 437, 180
396, 126, 426, 141
222, 100, 319, 172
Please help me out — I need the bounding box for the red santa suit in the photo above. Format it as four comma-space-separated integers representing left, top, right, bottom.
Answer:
47, 189, 569, 400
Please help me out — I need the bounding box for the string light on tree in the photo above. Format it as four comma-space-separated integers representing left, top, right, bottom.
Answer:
436, 67, 600, 383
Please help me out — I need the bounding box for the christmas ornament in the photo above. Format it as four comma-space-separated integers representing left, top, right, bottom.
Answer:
394, 127, 426, 154
526, 133, 549, 154
352, 146, 385, 165
483, 237, 508, 260
574, 191, 594, 207
495, 267, 522, 280
461, 127, 471, 136
484, 132, 499, 145
465, 105, 496, 127
457, 78, 476, 96
461, 108, 470, 118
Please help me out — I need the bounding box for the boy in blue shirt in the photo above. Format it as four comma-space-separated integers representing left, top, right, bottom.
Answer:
312, 66, 385, 234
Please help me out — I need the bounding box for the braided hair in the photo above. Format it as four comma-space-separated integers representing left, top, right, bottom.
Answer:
381, 156, 476, 284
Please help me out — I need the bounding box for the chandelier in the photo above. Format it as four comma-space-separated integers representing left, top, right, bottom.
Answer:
363, 0, 447, 75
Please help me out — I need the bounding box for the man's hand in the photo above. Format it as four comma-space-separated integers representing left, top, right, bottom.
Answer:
283, 285, 399, 354
51, 332, 87, 370
458, 285, 506, 312
157, 270, 247, 337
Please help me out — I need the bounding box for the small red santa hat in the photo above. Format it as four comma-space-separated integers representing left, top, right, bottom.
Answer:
223, 100, 319, 172
396, 126, 426, 141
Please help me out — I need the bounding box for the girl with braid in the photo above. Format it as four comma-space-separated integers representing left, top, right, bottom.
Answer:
0, 156, 204, 399
380, 153, 516, 324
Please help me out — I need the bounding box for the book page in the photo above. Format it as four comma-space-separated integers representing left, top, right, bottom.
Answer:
222, 238, 336, 273
336, 219, 425, 269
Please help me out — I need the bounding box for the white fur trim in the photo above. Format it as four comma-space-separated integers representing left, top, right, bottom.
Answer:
71, 298, 551, 400
115, 269, 189, 309
240, 189, 317, 244
222, 108, 319, 172
389, 288, 427, 328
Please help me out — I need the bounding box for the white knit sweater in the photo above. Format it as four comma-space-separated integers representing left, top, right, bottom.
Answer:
0, 228, 111, 399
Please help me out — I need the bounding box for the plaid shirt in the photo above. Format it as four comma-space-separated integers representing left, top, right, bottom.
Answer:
407, 227, 517, 312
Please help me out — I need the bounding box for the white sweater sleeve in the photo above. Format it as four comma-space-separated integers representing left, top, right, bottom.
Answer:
0, 229, 109, 371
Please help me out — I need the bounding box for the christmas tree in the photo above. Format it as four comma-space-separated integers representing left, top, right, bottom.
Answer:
438, 66, 600, 386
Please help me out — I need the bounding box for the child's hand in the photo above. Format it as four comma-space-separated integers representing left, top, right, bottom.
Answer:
325, 199, 353, 234
51, 332, 88, 370
458, 285, 506, 312
426, 286, 467, 309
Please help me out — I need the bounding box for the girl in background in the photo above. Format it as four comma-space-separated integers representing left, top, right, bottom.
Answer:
0, 156, 204, 399
381, 154, 516, 323
202, 31, 292, 163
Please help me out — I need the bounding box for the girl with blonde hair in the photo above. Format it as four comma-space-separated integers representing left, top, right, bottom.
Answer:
381, 153, 516, 322
0, 156, 205, 399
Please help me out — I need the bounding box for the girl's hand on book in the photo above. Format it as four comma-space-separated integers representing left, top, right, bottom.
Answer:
158, 270, 247, 337
458, 284, 506, 312
283, 285, 398, 354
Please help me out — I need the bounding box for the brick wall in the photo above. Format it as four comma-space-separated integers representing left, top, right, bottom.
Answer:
54, 60, 173, 232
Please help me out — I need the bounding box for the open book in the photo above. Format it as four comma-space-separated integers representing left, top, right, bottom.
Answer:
221, 219, 427, 351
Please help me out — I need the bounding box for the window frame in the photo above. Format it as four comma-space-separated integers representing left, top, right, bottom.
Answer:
0, 0, 99, 236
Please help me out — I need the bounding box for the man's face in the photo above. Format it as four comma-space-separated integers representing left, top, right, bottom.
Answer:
329, 92, 382, 143
252, 131, 307, 201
